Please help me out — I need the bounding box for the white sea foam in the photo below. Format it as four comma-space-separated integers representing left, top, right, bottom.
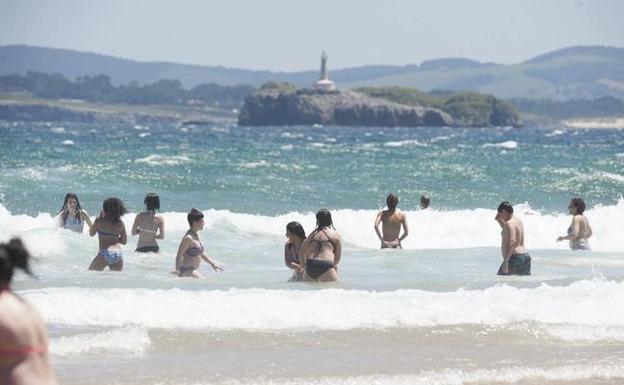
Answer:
383, 139, 427, 147
194, 364, 624, 385
23, 280, 624, 332
51, 127, 65, 134
61, 139, 75, 146
50, 325, 150, 356
242, 160, 268, 168
280, 132, 305, 139
546, 129, 565, 137
134, 154, 191, 166
2, 200, 624, 251
138, 132, 150, 138
483, 140, 518, 149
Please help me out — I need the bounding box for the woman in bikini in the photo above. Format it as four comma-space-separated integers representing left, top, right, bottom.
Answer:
284, 221, 306, 281
58, 192, 93, 233
174, 208, 223, 277
557, 197, 593, 250
132, 193, 165, 253
88, 197, 128, 271
301, 209, 341, 282
0, 238, 58, 384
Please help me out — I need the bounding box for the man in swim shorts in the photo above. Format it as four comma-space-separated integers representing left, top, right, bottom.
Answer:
495, 201, 531, 275
374, 193, 409, 249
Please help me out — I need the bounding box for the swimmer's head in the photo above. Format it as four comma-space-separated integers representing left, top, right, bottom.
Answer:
386, 193, 399, 211
497, 201, 513, 219
420, 194, 430, 209
316, 209, 334, 229
286, 221, 306, 240
144, 193, 160, 212
61, 192, 82, 213
0, 238, 33, 285
569, 198, 586, 215
102, 197, 127, 223
187, 208, 204, 228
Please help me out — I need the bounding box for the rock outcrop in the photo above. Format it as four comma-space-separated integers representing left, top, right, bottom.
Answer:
238, 88, 455, 127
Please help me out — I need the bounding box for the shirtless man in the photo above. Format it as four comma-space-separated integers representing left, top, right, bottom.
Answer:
495, 201, 531, 275
374, 193, 409, 249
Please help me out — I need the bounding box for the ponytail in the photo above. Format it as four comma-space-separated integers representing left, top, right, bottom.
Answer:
0, 238, 33, 284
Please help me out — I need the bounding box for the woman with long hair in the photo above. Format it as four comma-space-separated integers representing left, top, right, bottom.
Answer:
284, 221, 306, 281
58, 193, 93, 233
301, 209, 341, 282
88, 197, 128, 271
0, 238, 58, 384
131, 193, 165, 253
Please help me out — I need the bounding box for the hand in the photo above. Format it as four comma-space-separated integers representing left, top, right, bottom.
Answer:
501, 263, 509, 274
210, 261, 224, 272
296, 266, 304, 275
556, 236, 565, 242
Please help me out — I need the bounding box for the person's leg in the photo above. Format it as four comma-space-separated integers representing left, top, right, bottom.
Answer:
88, 255, 108, 271
110, 259, 123, 271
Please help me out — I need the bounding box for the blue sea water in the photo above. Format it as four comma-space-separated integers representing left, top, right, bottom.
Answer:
1, 121, 624, 384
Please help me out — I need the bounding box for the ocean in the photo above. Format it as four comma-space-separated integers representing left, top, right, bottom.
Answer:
1, 120, 624, 384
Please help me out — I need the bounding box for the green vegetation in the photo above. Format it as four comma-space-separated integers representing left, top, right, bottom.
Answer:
0, 72, 254, 108
356, 86, 520, 126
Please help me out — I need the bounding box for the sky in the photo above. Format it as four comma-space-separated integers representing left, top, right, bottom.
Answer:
1, 0, 623, 71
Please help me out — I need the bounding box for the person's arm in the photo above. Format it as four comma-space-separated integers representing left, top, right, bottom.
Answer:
501, 222, 516, 273
201, 252, 223, 271
333, 235, 342, 267
300, 233, 314, 266
174, 236, 190, 272
374, 211, 384, 242
118, 222, 127, 245
557, 217, 580, 242
89, 218, 98, 237
399, 213, 409, 242
81, 210, 93, 229
284, 243, 300, 269
156, 215, 165, 240
131, 215, 140, 236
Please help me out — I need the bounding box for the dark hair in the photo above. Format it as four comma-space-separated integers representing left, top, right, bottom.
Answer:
0, 238, 33, 284
286, 221, 306, 239
59, 192, 83, 225
102, 197, 127, 224
386, 193, 398, 211
144, 193, 160, 212
570, 197, 586, 214
497, 201, 513, 214
187, 208, 204, 226
420, 194, 430, 207
316, 209, 334, 229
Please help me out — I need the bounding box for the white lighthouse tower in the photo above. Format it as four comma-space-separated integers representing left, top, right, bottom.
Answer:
313, 51, 336, 92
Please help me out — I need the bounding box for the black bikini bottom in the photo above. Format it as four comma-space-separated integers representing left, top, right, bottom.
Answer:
306, 259, 335, 280
136, 245, 159, 253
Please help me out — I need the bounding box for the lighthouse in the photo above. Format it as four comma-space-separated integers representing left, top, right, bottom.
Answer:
313, 51, 336, 92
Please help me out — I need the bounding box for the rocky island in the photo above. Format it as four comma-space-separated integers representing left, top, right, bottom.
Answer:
238, 85, 455, 127
239, 53, 520, 127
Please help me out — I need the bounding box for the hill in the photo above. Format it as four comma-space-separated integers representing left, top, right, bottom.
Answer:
0, 45, 623, 100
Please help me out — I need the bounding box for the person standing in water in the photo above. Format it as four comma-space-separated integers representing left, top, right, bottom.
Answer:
175, 208, 223, 277
284, 221, 306, 281
374, 193, 409, 249
495, 201, 531, 275
0, 238, 58, 385
557, 197, 592, 250
58, 193, 93, 233
88, 197, 127, 271
420, 193, 431, 209
132, 193, 165, 253
301, 209, 341, 282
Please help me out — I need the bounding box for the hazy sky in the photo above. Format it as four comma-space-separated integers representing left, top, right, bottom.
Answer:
1, 0, 623, 71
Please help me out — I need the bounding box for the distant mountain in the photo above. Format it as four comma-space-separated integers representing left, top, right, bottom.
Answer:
343, 46, 624, 100
1, 45, 623, 100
